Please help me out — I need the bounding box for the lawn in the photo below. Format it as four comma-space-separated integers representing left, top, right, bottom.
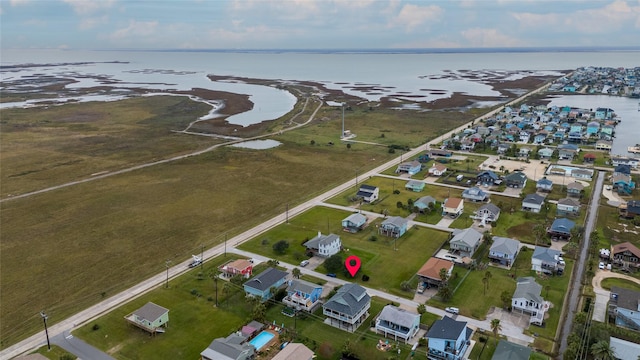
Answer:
326, 175, 461, 219
238, 206, 450, 298
601, 277, 640, 292
597, 205, 640, 245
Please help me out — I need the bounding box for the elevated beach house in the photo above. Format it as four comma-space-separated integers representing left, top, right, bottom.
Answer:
417, 258, 454, 287
342, 213, 367, 233
531, 246, 565, 275
356, 184, 379, 203
426, 316, 473, 360
282, 279, 323, 312
462, 187, 488, 202
396, 160, 422, 176
375, 305, 421, 343
442, 197, 464, 218
547, 218, 575, 241
609, 287, 640, 331
323, 283, 371, 332
449, 227, 482, 258
125, 302, 169, 335
379, 216, 409, 238
243, 267, 288, 302
489, 237, 520, 267
512, 277, 548, 326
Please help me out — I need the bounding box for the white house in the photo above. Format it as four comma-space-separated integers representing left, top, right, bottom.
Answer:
303, 232, 341, 257
512, 277, 548, 326
356, 184, 379, 203
375, 305, 421, 343
428, 163, 447, 177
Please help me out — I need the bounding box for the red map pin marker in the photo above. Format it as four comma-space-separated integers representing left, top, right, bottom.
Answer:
345, 255, 361, 277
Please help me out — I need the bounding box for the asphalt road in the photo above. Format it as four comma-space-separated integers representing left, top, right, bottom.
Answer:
557, 170, 605, 356
52, 330, 115, 360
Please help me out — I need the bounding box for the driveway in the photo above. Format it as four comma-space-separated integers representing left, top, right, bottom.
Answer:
591, 270, 640, 322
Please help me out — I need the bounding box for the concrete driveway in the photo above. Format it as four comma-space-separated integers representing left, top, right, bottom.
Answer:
591, 270, 640, 322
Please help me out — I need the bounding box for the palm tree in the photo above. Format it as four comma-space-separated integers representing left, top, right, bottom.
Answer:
482, 276, 488, 295
591, 340, 615, 360
292, 267, 301, 279
438, 268, 449, 287
484, 270, 492, 289
490, 319, 502, 338
533, 224, 545, 246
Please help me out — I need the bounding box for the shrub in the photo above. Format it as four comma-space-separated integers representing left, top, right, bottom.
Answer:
362, 274, 370, 281
92, 323, 100, 331
368, 235, 377, 242
272, 240, 290, 254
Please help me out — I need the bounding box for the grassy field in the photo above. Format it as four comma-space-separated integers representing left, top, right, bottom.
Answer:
601, 277, 640, 291
597, 205, 640, 245
1, 91, 478, 348
72, 253, 427, 360
238, 206, 450, 298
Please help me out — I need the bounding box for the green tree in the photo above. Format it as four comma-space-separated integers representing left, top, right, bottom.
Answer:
482, 276, 489, 295
324, 254, 344, 273
484, 270, 492, 289
272, 240, 290, 254
533, 224, 545, 246
438, 268, 449, 287
490, 319, 502, 338
417, 303, 426, 315
292, 267, 301, 279
267, 259, 280, 267
251, 302, 267, 322
590, 340, 615, 360
500, 291, 511, 309
437, 284, 452, 302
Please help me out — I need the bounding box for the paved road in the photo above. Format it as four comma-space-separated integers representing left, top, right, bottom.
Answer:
0, 81, 552, 359
52, 330, 115, 360
591, 270, 640, 322
557, 170, 604, 356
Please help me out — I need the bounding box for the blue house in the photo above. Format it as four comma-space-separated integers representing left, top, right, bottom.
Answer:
536, 178, 553, 192
489, 237, 521, 267
375, 305, 421, 344
379, 216, 409, 238
562, 85, 576, 92
613, 174, 636, 195
243, 268, 288, 302
342, 213, 367, 233
414, 196, 437, 212
547, 218, 575, 241
610, 287, 640, 331
595, 107, 614, 120
586, 121, 600, 135
426, 316, 473, 360
282, 279, 323, 312
405, 180, 426, 192
477, 170, 500, 186
396, 160, 422, 176
462, 187, 488, 202
533, 134, 546, 144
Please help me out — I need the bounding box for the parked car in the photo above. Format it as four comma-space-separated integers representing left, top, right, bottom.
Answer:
326, 273, 337, 278
598, 262, 605, 270
445, 307, 459, 314
300, 260, 309, 267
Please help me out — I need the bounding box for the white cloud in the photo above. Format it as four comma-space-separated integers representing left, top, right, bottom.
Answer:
565, 0, 640, 33
79, 15, 109, 30
388, 4, 443, 32
511, 11, 561, 28
461, 28, 520, 47
63, 0, 116, 15
10, 0, 30, 6
109, 20, 159, 42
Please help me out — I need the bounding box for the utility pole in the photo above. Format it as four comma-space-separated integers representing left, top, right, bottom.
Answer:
40, 311, 50, 350
165, 260, 171, 289
286, 203, 289, 224
341, 102, 345, 139
224, 233, 227, 257
200, 244, 204, 271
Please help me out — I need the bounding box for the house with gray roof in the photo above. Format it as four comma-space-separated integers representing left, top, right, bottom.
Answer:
414, 196, 436, 212
610, 287, 640, 331
272, 343, 314, 360
610, 336, 640, 360
522, 193, 545, 213
323, 283, 370, 332
375, 305, 421, 343
472, 203, 501, 224
512, 277, 547, 326
379, 216, 409, 238
243, 267, 288, 301
282, 279, 323, 312
489, 237, 521, 267
537, 147, 554, 159
462, 187, 488, 202
566, 181, 584, 198
303, 232, 341, 258
342, 213, 367, 233
200, 333, 255, 360
557, 197, 581, 217
449, 227, 483, 257
491, 340, 532, 360
505, 171, 527, 188
531, 246, 564, 275
124, 302, 169, 334
426, 316, 473, 360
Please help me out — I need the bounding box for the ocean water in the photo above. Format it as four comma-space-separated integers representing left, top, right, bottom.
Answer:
1, 48, 638, 129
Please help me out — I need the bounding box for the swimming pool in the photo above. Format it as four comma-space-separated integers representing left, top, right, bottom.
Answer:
249, 331, 275, 351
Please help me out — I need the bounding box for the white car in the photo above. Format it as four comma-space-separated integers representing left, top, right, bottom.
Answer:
599, 262, 605, 270
300, 260, 310, 267
445, 307, 459, 315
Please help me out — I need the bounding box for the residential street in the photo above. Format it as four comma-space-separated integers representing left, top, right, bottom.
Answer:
52, 330, 115, 360
1, 81, 553, 359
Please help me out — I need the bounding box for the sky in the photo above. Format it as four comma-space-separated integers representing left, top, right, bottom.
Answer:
1, 0, 639, 50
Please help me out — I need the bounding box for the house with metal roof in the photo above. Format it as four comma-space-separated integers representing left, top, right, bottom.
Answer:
356, 184, 379, 203
477, 170, 500, 186
282, 279, 323, 312
557, 197, 581, 217
505, 171, 527, 188
219, 259, 253, 279
405, 179, 426, 192
342, 213, 367, 233
323, 283, 370, 332
200, 333, 255, 360
609, 287, 640, 331
536, 178, 553, 192
462, 187, 488, 202
271, 343, 314, 360
547, 218, 575, 241
124, 302, 169, 335
489, 237, 520, 267
521, 193, 545, 213
396, 160, 422, 176
491, 340, 532, 360
378, 216, 409, 238
512, 277, 548, 326
414, 196, 437, 212
428, 163, 447, 176
531, 246, 564, 275
375, 305, 421, 343
426, 316, 473, 360
243, 268, 288, 301
619, 200, 640, 219
472, 203, 501, 225
566, 182, 584, 198
449, 228, 482, 257
303, 232, 341, 258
